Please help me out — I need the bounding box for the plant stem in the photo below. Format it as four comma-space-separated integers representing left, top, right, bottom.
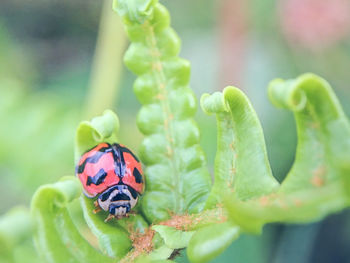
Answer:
84, 0, 127, 118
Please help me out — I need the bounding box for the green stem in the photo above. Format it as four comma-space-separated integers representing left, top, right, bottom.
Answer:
84, 0, 127, 118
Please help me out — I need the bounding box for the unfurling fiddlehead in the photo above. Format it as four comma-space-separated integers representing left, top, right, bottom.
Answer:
180, 74, 350, 263
224, 74, 350, 233
199, 73, 350, 238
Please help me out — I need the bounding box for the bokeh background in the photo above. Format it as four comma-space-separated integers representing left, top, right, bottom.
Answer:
1, 0, 350, 262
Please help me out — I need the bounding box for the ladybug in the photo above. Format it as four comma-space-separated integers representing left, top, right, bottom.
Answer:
76, 143, 144, 221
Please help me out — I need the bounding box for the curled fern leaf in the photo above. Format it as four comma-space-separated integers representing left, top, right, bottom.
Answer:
31, 177, 115, 263
269, 73, 350, 193
224, 74, 350, 232
201, 87, 280, 207
187, 74, 350, 262
32, 111, 149, 262
75, 109, 120, 161
114, 0, 211, 222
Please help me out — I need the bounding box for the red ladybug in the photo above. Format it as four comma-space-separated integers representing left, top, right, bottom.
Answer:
76, 143, 144, 221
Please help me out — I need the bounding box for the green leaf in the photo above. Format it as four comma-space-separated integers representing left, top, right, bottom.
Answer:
152, 225, 194, 249
31, 177, 114, 263
225, 74, 350, 232
226, 183, 348, 233
135, 255, 175, 263
268, 73, 350, 193
113, 0, 158, 24
75, 109, 119, 161
187, 222, 240, 263
114, 0, 211, 222
148, 245, 174, 261
201, 87, 279, 208
80, 196, 132, 259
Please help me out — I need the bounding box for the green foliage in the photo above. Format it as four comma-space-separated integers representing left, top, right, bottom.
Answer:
152, 225, 194, 249
201, 87, 279, 207
31, 176, 115, 263
75, 109, 120, 161
5, 1, 348, 263
0, 59, 78, 197
114, 0, 211, 222
224, 74, 350, 233
187, 222, 240, 263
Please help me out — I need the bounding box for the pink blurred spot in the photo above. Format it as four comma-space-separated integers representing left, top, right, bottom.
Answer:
279, 0, 350, 50
219, 0, 249, 89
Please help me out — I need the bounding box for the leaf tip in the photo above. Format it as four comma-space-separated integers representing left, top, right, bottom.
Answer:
268, 77, 307, 112
75, 110, 120, 160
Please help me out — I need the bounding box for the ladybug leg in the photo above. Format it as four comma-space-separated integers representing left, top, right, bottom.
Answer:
93, 200, 102, 214
93, 207, 102, 214
104, 214, 115, 222
127, 210, 137, 217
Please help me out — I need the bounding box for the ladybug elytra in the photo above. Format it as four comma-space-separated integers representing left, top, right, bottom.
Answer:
76, 143, 144, 221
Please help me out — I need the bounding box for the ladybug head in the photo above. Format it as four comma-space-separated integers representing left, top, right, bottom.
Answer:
96, 184, 139, 216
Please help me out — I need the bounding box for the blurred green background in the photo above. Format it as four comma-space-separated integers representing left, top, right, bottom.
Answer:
1, 0, 350, 262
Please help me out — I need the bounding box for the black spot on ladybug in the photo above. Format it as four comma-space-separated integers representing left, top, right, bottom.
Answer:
100, 185, 119, 202
128, 185, 138, 199
117, 144, 140, 162
133, 168, 143, 184
99, 185, 138, 202
77, 147, 111, 174
111, 193, 131, 201
86, 168, 107, 186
